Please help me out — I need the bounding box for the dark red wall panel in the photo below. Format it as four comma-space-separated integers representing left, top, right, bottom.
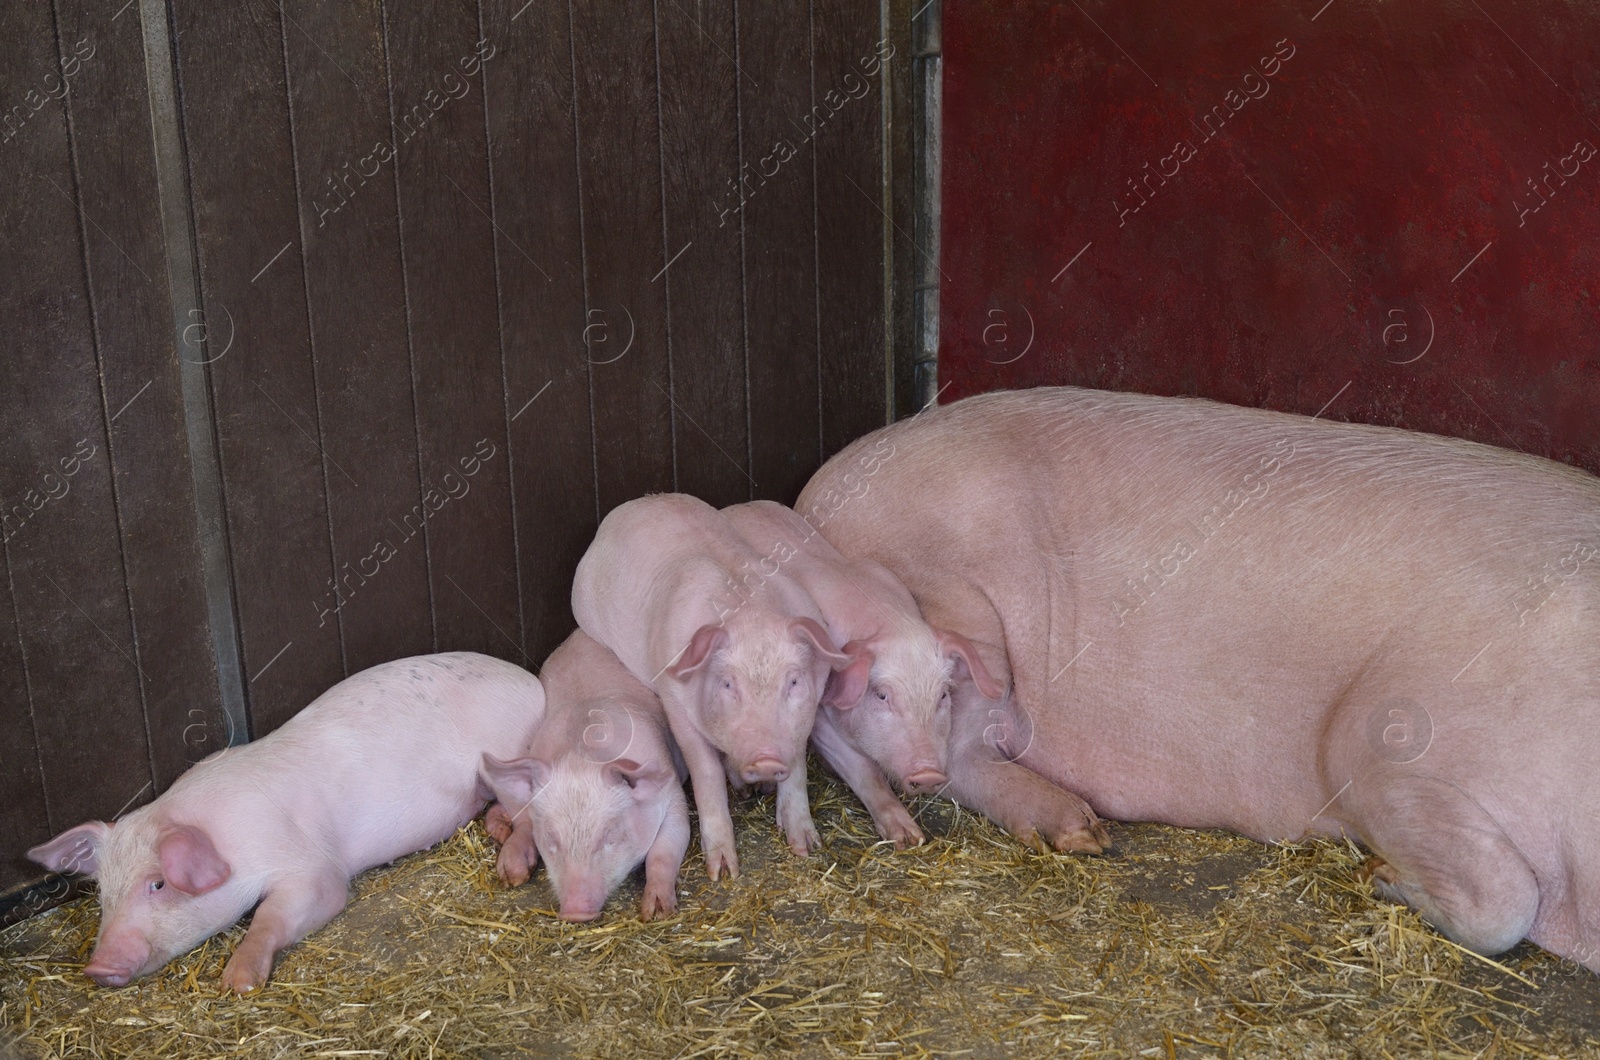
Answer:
941, 1, 1600, 471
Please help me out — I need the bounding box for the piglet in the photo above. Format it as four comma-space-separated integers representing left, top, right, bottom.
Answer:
573, 493, 853, 879
724, 500, 1002, 847
478, 630, 690, 922
28, 652, 543, 992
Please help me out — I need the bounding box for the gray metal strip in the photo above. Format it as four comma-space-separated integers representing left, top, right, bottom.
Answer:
912, 0, 941, 412
137, 0, 250, 746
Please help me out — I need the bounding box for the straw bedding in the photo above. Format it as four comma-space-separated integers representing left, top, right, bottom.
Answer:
3, 765, 1597, 1059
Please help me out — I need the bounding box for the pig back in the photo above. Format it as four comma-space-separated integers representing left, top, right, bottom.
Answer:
534, 630, 680, 773
169, 652, 543, 877
800, 387, 1600, 839
723, 500, 922, 645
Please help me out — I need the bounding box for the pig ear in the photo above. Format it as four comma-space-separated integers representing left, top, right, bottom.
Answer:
939, 630, 1005, 700
789, 617, 851, 668
604, 757, 673, 794
668, 624, 728, 679
480, 753, 551, 813
822, 641, 875, 709
28, 821, 111, 877
157, 825, 231, 896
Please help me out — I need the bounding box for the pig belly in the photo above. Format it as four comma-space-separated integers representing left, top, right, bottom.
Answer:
1008, 687, 1329, 841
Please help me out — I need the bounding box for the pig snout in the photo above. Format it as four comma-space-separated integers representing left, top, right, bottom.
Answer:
901, 766, 948, 793
739, 753, 790, 785
83, 933, 152, 987
557, 877, 609, 922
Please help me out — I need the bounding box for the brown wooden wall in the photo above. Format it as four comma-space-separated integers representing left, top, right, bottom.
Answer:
0, 0, 915, 895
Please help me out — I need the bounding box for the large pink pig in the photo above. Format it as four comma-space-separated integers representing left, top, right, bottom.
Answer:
724, 500, 1004, 848
572, 493, 853, 879
28, 653, 543, 991
798, 386, 1600, 969
478, 630, 690, 921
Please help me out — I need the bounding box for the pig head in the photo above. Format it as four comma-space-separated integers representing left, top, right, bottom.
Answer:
480, 736, 688, 922
819, 627, 1003, 795
29, 813, 255, 987
665, 612, 845, 786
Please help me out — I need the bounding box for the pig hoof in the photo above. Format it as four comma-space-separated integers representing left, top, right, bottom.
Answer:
640, 886, 678, 921
1051, 828, 1106, 855
221, 958, 268, 995
496, 857, 531, 888
893, 834, 924, 851
1362, 856, 1401, 886
704, 846, 740, 881
881, 819, 925, 849
484, 803, 514, 845
1051, 816, 1111, 855
787, 825, 821, 857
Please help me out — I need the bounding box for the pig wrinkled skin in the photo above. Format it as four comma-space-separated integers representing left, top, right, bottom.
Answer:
478, 630, 691, 922
798, 386, 1600, 969
724, 500, 1003, 848
28, 653, 543, 991
572, 493, 853, 879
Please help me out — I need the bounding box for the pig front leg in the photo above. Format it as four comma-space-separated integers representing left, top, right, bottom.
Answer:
944, 751, 1109, 854
943, 685, 1108, 853
775, 759, 821, 856
221, 871, 349, 993
640, 801, 692, 921
676, 730, 740, 880
484, 802, 514, 844
499, 816, 541, 888
811, 723, 923, 848
483, 803, 540, 886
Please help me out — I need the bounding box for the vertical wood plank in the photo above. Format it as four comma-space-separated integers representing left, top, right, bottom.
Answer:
815, 0, 892, 454
281, 0, 432, 675
655, 0, 751, 506
0, 6, 78, 887
0, 0, 153, 860
571, 0, 674, 515
0, 557, 46, 889
383, 0, 520, 662
54, 0, 228, 791
481, 0, 597, 664
170, 0, 343, 735
738, 0, 822, 503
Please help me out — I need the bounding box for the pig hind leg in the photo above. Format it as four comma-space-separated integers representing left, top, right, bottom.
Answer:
1353, 775, 1539, 956
221, 872, 349, 993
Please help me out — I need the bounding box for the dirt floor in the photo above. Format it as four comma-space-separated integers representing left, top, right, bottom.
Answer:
3, 767, 1597, 1059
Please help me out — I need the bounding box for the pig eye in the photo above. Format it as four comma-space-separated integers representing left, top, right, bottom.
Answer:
875, 689, 889, 703
789, 677, 800, 690
720, 678, 733, 692
149, 880, 165, 893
